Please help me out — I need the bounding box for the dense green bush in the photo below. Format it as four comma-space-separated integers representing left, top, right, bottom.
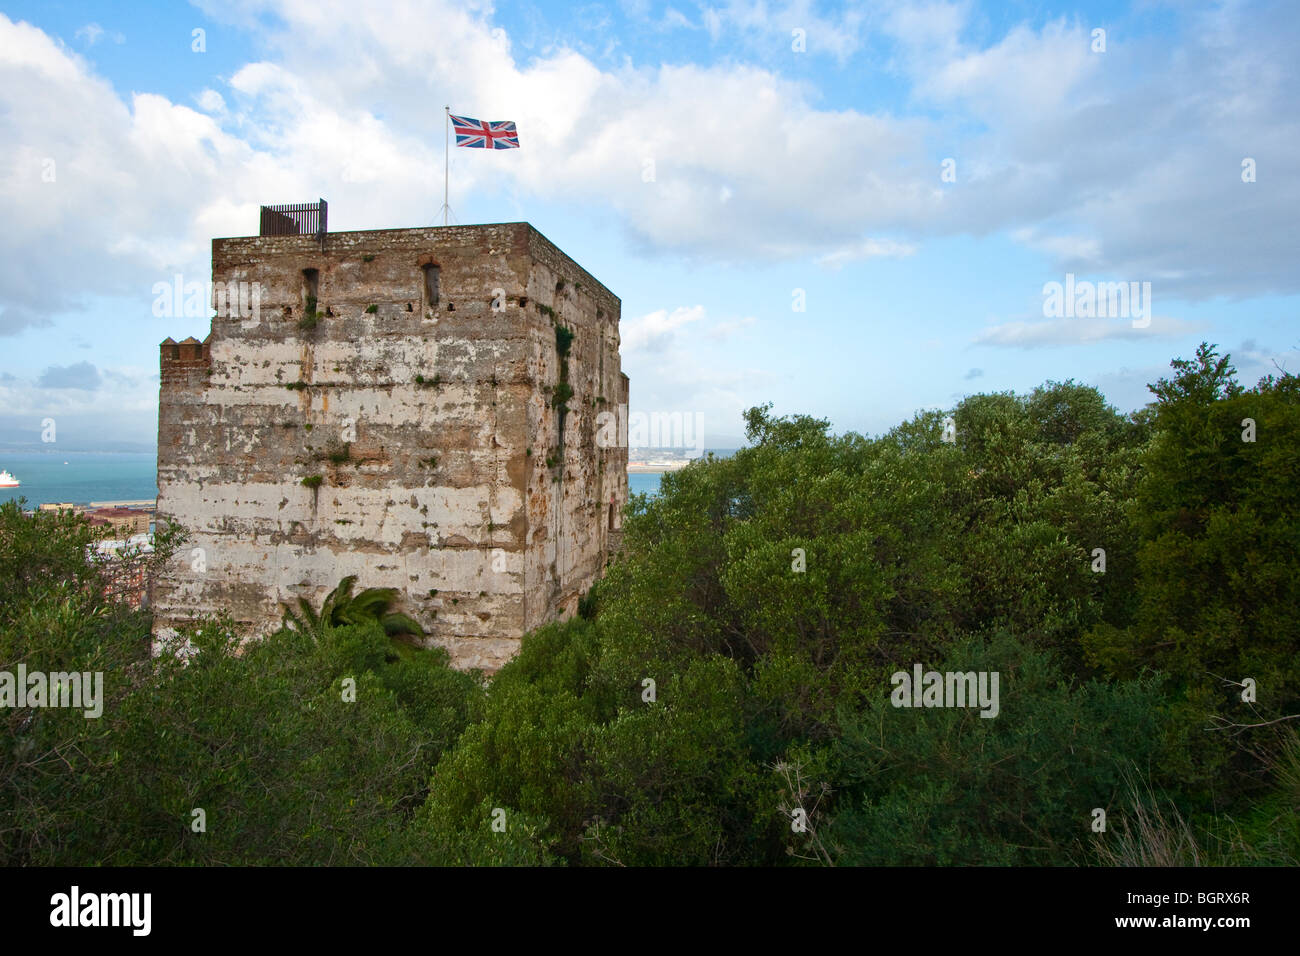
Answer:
0, 503, 482, 865
826, 633, 1172, 865
2, 343, 1296, 866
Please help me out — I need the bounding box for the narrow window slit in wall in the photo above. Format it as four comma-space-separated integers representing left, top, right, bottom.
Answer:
302, 268, 320, 314
422, 263, 440, 308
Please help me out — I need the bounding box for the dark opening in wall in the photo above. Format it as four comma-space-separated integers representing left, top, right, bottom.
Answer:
302, 268, 319, 313
608, 500, 615, 531
422, 263, 440, 308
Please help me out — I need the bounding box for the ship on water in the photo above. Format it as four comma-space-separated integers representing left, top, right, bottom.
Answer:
0, 469, 20, 488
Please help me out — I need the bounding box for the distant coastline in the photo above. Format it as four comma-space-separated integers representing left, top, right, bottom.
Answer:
627, 449, 736, 474
628, 462, 683, 474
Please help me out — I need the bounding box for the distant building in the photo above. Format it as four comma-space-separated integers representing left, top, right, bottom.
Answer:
84, 507, 151, 537
90, 534, 153, 610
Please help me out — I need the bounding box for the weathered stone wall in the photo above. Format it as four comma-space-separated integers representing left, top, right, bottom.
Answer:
518, 231, 630, 629
151, 222, 626, 671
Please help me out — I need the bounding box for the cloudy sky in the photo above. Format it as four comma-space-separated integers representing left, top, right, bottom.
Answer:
1, 0, 1296, 451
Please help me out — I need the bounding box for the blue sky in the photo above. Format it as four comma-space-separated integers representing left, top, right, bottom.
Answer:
1, 0, 1296, 451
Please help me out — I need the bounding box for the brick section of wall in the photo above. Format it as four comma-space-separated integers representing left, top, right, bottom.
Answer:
151, 222, 627, 672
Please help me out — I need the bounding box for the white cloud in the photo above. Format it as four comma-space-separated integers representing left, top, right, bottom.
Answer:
1, 0, 1296, 363
37, 361, 100, 390
2, 1, 1294, 451
1011, 228, 1102, 267
75, 23, 104, 45
973, 314, 1206, 348
196, 88, 227, 114
624, 346, 775, 443
618, 302, 769, 436
707, 0, 869, 61
919, 19, 1098, 118
166, 3, 938, 261
622, 305, 708, 353
1, 363, 157, 415
817, 238, 918, 269
74, 23, 123, 47
661, 7, 693, 30
623, 305, 756, 350
0, 15, 266, 335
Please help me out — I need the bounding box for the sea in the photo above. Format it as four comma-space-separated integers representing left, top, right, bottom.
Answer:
627, 472, 662, 498
0, 450, 665, 508
0, 452, 158, 508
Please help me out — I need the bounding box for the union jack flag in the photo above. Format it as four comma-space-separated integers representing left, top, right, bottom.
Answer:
450, 114, 520, 149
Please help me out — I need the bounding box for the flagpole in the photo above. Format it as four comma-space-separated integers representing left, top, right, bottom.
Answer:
443, 106, 449, 227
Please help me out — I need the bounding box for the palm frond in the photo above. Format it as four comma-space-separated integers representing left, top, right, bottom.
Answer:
297, 596, 321, 628
379, 611, 424, 637
348, 587, 400, 618
282, 596, 321, 635
323, 575, 359, 625
286, 576, 418, 639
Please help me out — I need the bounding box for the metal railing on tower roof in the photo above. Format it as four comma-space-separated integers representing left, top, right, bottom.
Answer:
258, 198, 327, 242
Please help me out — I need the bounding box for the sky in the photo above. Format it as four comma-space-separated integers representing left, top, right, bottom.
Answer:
0, 0, 1296, 452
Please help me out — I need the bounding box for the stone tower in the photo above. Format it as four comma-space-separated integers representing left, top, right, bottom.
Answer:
151, 220, 628, 671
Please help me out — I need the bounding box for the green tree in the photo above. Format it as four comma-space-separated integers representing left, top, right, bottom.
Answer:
1083, 344, 1300, 794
